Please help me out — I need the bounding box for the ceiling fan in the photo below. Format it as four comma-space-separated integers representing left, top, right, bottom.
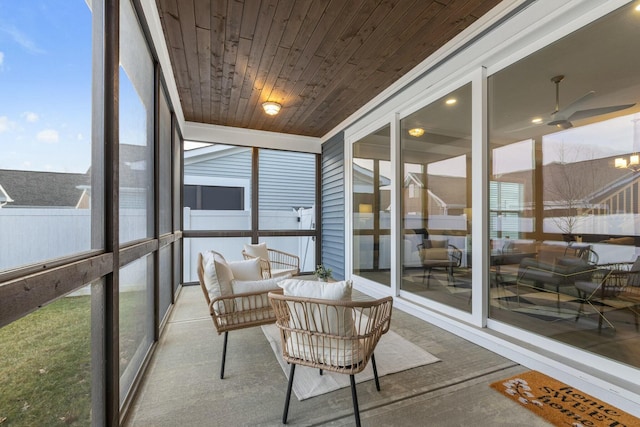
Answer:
546, 75, 635, 129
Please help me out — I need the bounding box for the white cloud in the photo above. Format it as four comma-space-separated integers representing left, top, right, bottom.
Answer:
0, 51, 4, 68
0, 25, 45, 54
22, 112, 39, 123
0, 116, 15, 133
37, 129, 59, 143
77, 133, 84, 140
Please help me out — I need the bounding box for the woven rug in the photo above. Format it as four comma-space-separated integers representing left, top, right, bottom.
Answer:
262, 323, 440, 400
490, 371, 640, 427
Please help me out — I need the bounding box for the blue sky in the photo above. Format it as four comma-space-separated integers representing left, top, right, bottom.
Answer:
0, 1, 92, 173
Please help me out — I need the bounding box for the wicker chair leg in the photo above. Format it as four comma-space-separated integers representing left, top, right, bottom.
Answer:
371, 353, 380, 392
283, 364, 296, 424
350, 374, 361, 427
220, 331, 228, 379
319, 369, 323, 376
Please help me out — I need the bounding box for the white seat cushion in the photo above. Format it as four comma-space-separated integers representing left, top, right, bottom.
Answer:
278, 278, 353, 302
230, 274, 292, 320
278, 279, 360, 366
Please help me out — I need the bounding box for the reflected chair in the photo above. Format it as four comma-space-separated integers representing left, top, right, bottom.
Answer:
242, 242, 300, 279
574, 257, 640, 330
268, 291, 393, 427
516, 253, 598, 308
417, 242, 462, 287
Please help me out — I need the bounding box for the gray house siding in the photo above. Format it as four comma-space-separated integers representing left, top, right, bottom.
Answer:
184, 148, 315, 211
185, 149, 252, 180
321, 132, 345, 280
258, 150, 315, 210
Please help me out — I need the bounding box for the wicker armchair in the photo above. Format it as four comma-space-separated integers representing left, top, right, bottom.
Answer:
268, 291, 393, 427
197, 251, 283, 379
242, 243, 300, 279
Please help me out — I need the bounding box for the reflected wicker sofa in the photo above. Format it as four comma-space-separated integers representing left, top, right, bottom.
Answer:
516, 243, 598, 304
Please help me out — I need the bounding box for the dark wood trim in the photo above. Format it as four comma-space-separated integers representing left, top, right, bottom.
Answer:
0, 249, 105, 285
104, 0, 120, 424
0, 253, 114, 329
183, 230, 254, 238
251, 147, 259, 243
183, 230, 316, 238
159, 233, 176, 247
90, 0, 107, 424
119, 239, 159, 267
155, 0, 505, 137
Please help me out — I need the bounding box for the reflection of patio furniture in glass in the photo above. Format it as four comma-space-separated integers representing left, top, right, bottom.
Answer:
491, 250, 537, 287
417, 241, 462, 286
516, 255, 598, 307
575, 257, 640, 330
403, 228, 429, 269
242, 242, 300, 279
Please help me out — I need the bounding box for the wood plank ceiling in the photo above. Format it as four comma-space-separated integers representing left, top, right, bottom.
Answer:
156, 0, 503, 138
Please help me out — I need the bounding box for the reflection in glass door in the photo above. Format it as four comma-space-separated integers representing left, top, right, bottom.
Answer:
352, 125, 391, 286
400, 84, 472, 312
487, 2, 640, 369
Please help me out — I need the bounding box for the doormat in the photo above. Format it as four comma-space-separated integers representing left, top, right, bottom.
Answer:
490, 371, 640, 427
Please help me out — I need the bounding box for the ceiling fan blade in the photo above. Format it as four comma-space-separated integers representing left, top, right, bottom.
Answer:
555, 91, 595, 116
567, 103, 636, 122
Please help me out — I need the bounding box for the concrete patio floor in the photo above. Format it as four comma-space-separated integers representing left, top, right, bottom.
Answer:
125, 285, 551, 426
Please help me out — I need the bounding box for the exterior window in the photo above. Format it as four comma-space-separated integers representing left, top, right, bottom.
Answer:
488, 3, 640, 368
400, 83, 472, 312
184, 185, 244, 210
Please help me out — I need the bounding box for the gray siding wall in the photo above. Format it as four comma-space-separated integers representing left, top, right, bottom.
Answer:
184, 149, 315, 210
321, 132, 345, 280
185, 149, 251, 179
259, 150, 315, 210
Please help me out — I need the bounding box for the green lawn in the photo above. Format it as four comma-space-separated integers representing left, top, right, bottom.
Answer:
0, 295, 92, 426
0, 289, 152, 426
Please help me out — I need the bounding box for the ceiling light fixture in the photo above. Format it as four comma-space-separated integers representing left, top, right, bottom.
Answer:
445, 98, 457, 105
615, 154, 640, 172
262, 101, 282, 115
531, 117, 543, 124
408, 128, 425, 137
